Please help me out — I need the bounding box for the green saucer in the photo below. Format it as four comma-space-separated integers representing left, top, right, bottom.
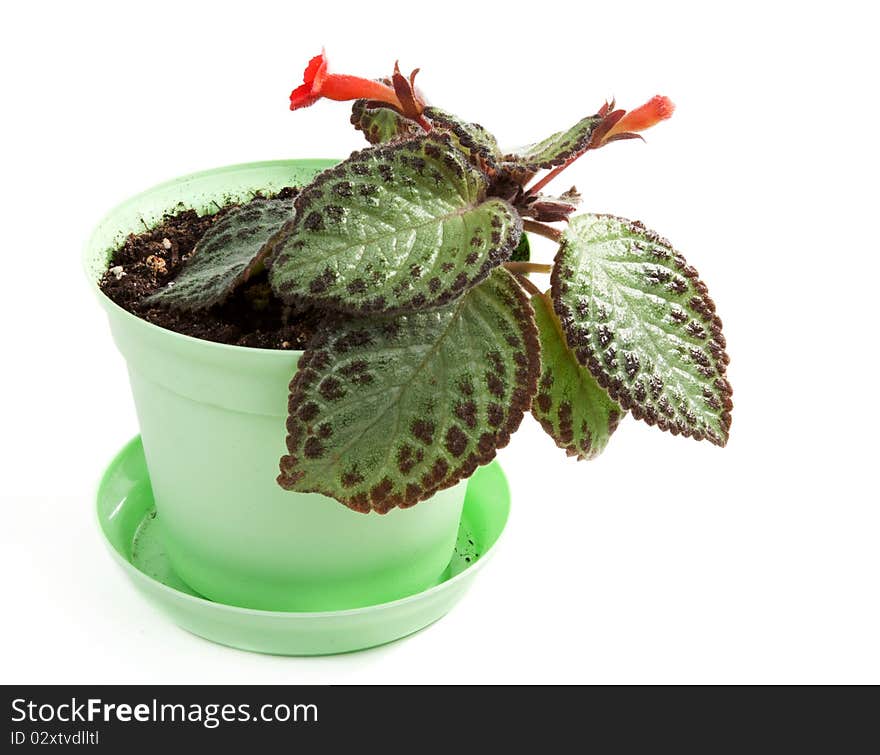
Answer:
96, 437, 510, 656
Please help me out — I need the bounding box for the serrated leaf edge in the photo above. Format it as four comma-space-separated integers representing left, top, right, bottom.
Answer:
424, 107, 501, 170
350, 99, 421, 145
550, 214, 733, 445
277, 268, 541, 513
503, 115, 602, 171
269, 135, 523, 315
531, 292, 624, 460
147, 198, 294, 312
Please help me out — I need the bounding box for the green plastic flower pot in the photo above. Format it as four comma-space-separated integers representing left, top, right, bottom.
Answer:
96, 436, 509, 655
85, 160, 470, 612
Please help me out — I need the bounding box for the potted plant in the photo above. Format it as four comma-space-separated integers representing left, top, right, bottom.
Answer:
87, 51, 732, 614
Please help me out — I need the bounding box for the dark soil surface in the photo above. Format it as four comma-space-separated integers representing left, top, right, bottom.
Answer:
99, 187, 321, 349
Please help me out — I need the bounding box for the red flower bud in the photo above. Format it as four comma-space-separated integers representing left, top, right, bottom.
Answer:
602, 95, 675, 141
289, 51, 404, 112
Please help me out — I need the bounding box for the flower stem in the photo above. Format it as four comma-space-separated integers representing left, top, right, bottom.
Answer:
525, 156, 579, 196
504, 261, 553, 275
513, 273, 543, 298
522, 220, 563, 243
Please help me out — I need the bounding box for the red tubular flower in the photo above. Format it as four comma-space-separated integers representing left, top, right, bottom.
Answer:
289, 51, 404, 111
606, 95, 675, 137
593, 95, 675, 147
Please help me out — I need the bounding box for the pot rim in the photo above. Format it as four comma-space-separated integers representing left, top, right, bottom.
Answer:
83, 158, 338, 358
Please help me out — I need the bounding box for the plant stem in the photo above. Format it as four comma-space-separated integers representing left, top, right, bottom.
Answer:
522, 219, 563, 243
504, 261, 552, 275
525, 155, 580, 196
514, 272, 543, 298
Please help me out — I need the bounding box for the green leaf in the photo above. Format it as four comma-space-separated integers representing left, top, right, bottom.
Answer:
350, 100, 421, 144
512, 232, 530, 262
278, 268, 540, 513
531, 293, 623, 459
424, 107, 501, 169
551, 214, 732, 445
504, 114, 601, 171
146, 198, 293, 311
269, 135, 522, 314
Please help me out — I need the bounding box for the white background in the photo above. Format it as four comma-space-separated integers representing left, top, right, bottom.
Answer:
2, 0, 878, 684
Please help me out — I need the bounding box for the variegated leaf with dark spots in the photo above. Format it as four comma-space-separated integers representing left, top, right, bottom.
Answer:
278, 268, 540, 512
423, 107, 502, 170
551, 214, 732, 445
146, 198, 293, 311
268, 135, 522, 314
350, 99, 422, 145
531, 292, 623, 459
503, 115, 602, 171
